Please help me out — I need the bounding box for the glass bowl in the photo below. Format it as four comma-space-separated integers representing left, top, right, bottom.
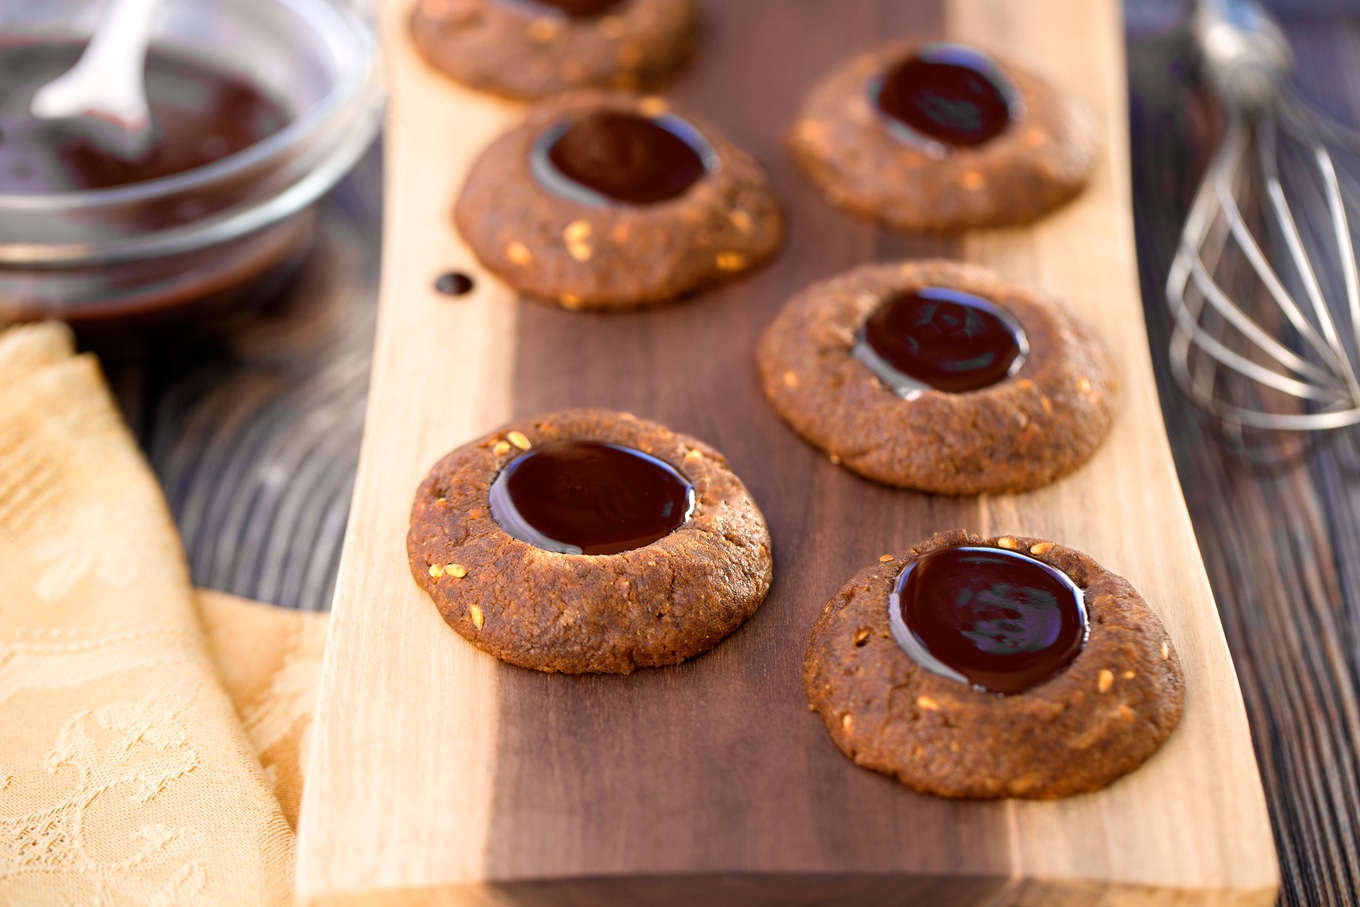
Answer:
0, 0, 383, 326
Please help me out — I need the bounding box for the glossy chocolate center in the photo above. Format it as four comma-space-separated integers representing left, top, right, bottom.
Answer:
853, 286, 1027, 396
891, 546, 1087, 695
543, 112, 708, 205
489, 439, 694, 555
0, 42, 287, 195
875, 44, 1015, 149
525, 0, 626, 17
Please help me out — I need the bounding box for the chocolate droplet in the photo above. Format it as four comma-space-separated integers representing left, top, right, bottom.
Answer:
538, 111, 710, 206
875, 44, 1017, 150
890, 546, 1088, 695
434, 271, 475, 296
489, 439, 694, 555
853, 286, 1027, 396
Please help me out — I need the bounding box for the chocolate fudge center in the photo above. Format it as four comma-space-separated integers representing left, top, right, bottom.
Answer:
890, 546, 1088, 695
541, 111, 709, 205
489, 439, 694, 555
852, 286, 1028, 396
874, 44, 1017, 149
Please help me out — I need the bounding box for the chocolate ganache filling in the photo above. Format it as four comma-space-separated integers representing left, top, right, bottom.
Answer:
535, 111, 712, 206
890, 546, 1088, 695
489, 439, 695, 555
852, 286, 1028, 396
874, 43, 1019, 151
520, 0, 627, 17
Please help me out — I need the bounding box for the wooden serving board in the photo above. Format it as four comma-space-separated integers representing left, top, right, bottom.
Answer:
297, 0, 1280, 903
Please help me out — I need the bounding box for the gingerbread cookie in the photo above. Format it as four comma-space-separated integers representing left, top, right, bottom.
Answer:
788, 40, 1101, 232
455, 91, 783, 309
407, 409, 773, 673
756, 260, 1117, 495
410, 0, 699, 100
804, 530, 1184, 799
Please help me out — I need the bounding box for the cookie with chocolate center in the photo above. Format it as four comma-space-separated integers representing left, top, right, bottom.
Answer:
456, 91, 783, 309
788, 40, 1101, 233
803, 530, 1184, 799
756, 259, 1117, 495
407, 408, 773, 673
410, 0, 699, 100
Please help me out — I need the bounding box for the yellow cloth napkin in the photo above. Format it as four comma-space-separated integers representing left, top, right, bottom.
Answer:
196, 591, 326, 832
0, 323, 323, 906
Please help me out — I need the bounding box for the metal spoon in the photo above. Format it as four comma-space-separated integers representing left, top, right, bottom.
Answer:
29, 0, 166, 160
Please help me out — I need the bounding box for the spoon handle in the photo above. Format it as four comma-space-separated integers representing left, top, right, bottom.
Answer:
29, 0, 166, 144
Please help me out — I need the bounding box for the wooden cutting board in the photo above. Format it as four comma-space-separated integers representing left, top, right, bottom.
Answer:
297, 0, 1280, 903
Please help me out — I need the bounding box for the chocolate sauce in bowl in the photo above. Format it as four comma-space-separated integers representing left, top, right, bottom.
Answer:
890, 546, 1088, 695
874, 43, 1018, 150
489, 439, 695, 555
0, 41, 306, 326
536, 111, 711, 206
853, 286, 1028, 396
0, 42, 288, 196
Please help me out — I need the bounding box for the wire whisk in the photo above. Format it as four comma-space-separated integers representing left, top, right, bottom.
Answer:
1167, 0, 1360, 431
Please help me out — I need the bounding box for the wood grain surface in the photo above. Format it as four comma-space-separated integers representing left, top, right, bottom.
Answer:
294, 0, 1278, 903
99, 147, 383, 614
1126, 13, 1360, 907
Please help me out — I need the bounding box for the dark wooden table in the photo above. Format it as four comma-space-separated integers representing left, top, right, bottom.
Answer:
1126, 6, 1360, 905
100, 4, 1360, 904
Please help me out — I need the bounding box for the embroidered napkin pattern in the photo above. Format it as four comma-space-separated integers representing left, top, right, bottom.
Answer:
0, 324, 300, 907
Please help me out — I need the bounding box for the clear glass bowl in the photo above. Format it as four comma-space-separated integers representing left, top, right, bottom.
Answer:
0, 0, 383, 325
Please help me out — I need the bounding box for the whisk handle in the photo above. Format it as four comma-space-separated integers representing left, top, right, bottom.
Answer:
1195, 0, 1293, 110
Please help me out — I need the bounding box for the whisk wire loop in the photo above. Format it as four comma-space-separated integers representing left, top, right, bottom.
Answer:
1315, 147, 1360, 369
1260, 123, 1360, 399
1166, 44, 1360, 432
